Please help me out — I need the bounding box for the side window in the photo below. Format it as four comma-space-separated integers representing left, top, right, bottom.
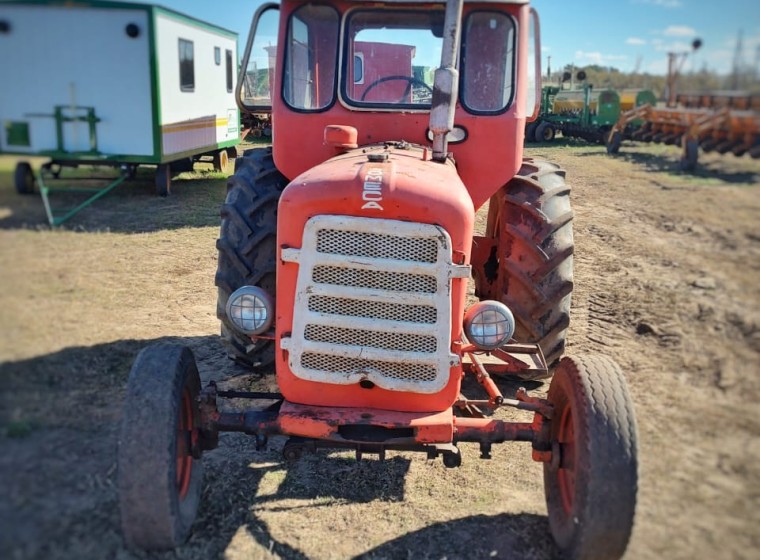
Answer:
461, 12, 515, 113
283, 4, 339, 111
214, 46, 221, 65
179, 38, 195, 92
225, 49, 233, 92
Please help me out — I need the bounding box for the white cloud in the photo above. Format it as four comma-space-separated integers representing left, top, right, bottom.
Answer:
633, 0, 683, 7
626, 37, 647, 46
541, 46, 551, 52
574, 50, 629, 65
664, 25, 697, 37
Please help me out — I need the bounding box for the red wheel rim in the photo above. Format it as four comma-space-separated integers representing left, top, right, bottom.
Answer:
557, 404, 576, 514
176, 389, 196, 499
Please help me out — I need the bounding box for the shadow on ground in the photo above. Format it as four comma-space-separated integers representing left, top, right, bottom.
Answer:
0, 167, 228, 233
574, 146, 760, 184
0, 336, 557, 560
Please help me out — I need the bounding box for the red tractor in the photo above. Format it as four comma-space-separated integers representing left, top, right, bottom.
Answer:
118, 1, 638, 558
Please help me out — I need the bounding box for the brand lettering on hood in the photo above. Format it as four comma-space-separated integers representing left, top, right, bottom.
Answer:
362, 168, 384, 211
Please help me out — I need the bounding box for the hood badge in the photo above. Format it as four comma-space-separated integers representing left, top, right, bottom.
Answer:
362, 167, 384, 211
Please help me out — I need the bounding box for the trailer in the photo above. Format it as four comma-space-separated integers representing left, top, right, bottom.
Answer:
0, 0, 239, 224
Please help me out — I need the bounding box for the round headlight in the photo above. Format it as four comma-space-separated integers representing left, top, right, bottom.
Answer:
225, 286, 274, 335
463, 301, 515, 351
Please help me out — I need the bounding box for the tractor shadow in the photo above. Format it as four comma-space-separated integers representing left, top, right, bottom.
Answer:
0, 336, 556, 559
355, 512, 558, 560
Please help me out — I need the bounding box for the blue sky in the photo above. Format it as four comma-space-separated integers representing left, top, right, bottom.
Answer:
130, 0, 758, 76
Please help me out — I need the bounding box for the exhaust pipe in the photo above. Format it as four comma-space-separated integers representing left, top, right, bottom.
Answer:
430, 0, 464, 162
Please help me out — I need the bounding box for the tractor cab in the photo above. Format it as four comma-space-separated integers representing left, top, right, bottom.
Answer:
238, 0, 540, 207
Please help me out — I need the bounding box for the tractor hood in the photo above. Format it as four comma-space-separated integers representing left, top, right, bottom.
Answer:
278, 142, 475, 257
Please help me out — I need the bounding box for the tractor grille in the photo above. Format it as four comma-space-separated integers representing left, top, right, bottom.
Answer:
281, 216, 465, 394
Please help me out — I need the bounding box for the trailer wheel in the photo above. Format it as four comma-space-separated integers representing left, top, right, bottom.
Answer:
484, 159, 573, 373
525, 121, 538, 143
606, 130, 622, 154
216, 147, 288, 371
118, 344, 204, 550
544, 355, 638, 560
536, 121, 556, 142
14, 162, 35, 195
155, 164, 172, 197
213, 149, 231, 173
679, 138, 699, 172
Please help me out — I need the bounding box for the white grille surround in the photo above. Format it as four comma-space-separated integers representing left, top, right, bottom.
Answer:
281, 215, 470, 394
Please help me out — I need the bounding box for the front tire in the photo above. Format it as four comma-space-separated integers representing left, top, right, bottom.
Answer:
118, 344, 204, 550
544, 355, 638, 560
484, 159, 573, 371
215, 147, 288, 370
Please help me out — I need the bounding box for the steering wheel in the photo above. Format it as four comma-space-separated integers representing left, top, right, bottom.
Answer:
360, 75, 433, 103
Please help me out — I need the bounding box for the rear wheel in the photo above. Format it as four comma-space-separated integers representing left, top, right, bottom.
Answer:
536, 121, 556, 142
118, 344, 203, 549
483, 159, 573, 373
216, 147, 288, 370
14, 162, 35, 195
544, 355, 638, 560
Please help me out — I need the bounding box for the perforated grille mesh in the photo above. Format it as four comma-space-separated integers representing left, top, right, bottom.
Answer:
312, 266, 437, 293
309, 295, 436, 324
305, 325, 437, 353
301, 353, 439, 382
316, 229, 438, 263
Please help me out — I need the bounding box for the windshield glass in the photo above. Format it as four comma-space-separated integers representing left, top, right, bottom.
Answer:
343, 10, 444, 108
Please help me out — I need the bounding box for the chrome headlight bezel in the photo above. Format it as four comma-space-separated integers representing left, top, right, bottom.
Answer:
225, 286, 274, 336
463, 301, 515, 351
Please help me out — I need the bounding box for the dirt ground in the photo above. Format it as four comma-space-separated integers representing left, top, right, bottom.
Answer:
0, 140, 758, 560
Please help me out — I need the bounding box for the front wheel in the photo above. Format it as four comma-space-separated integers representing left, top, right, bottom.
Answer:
544, 355, 638, 560
118, 344, 204, 549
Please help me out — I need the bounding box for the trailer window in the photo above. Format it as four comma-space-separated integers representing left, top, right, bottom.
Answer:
179, 38, 195, 92
226, 49, 233, 92
461, 12, 515, 113
214, 46, 221, 65
283, 4, 339, 111
343, 10, 443, 108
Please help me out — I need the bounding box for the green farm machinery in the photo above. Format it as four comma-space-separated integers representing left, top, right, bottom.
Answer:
526, 79, 656, 145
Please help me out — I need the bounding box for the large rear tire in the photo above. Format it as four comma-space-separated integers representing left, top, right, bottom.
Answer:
484, 159, 573, 372
215, 147, 288, 371
118, 344, 203, 549
544, 354, 638, 560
